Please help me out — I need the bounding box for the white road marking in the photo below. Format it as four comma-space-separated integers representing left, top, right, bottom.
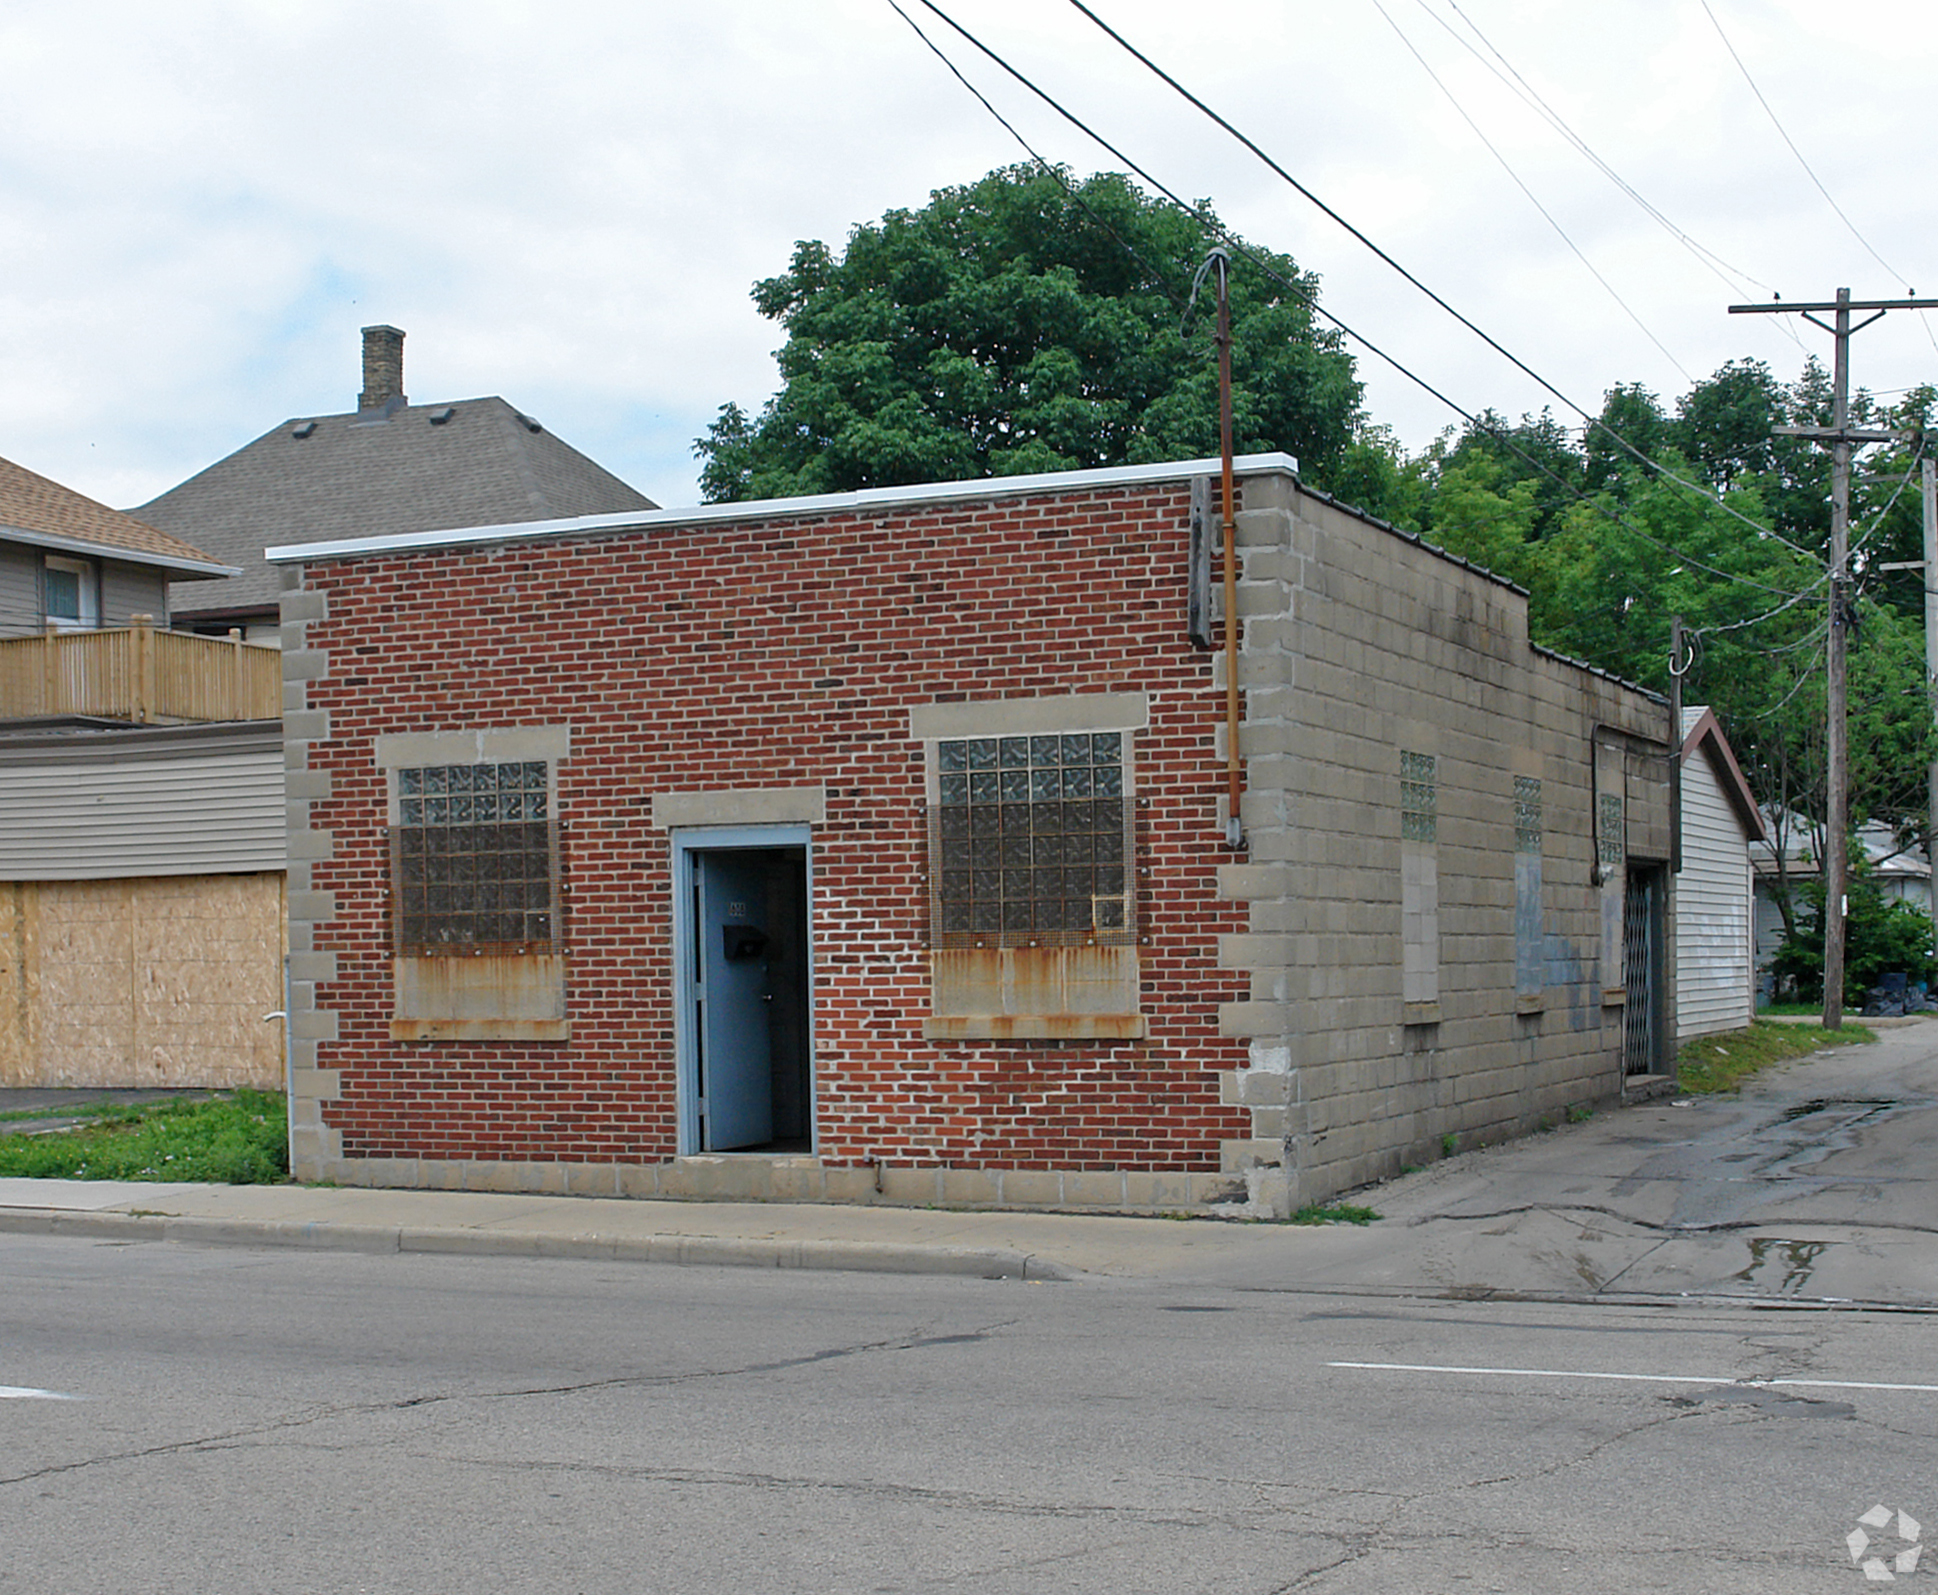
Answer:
1330, 1362, 1938, 1394
0, 1385, 81, 1401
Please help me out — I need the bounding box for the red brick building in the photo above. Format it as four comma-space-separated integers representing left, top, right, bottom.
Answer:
273, 455, 1675, 1215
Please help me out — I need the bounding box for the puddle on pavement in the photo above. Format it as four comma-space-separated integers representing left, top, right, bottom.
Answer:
1777, 1097, 1896, 1123
1662, 1386, 1854, 1420
1734, 1237, 1830, 1293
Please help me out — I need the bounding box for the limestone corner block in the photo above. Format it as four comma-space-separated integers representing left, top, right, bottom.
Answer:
287, 890, 336, 924
1218, 1000, 1289, 1038
279, 589, 328, 623
1216, 862, 1290, 902
1217, 933, 1297, 969
1220, 1138, 1285, 1172
284, 709, 331, 741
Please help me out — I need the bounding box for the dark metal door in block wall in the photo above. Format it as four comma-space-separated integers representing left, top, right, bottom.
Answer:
1622, 867, 1663, 1075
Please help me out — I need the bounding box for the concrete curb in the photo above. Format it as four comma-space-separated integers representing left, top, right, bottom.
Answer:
0, 1207, 1076, 1281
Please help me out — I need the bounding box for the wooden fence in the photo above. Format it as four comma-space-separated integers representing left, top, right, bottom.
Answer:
0, 620, 281, 723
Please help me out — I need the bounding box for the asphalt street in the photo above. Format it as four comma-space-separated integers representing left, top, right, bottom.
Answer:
3, 1025, 1936, 1593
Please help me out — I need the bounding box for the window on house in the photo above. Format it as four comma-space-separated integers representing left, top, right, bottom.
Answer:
930, 732, 1133, 946
42, 556, 98, 629
391, 761, 559, 955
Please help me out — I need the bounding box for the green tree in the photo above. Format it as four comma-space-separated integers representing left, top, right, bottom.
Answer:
695, 165, 1364, 502
1769, 846, 1935, 1005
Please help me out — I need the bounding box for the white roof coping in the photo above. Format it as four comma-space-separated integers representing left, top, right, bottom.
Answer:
265, 452, 1300, 563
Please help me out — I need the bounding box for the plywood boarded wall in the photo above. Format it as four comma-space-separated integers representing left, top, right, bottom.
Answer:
0, 874, 285, 1088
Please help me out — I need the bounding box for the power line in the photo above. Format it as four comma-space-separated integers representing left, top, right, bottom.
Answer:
1700, 0, 1938, 363
1433, 1, 1774, 298
1054, 0, 1821, 563
1371, 0, 1694, 381
1422, 0, 1807, 360
894, 0, 1810, 606
1699, 0, 1912, 293
882, 0, 1189, 313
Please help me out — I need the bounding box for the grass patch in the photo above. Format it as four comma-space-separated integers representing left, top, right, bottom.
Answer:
0, 1090, 287, 1183
1677, 1020, 1874, 1095
1288, 1202, 1381, 1226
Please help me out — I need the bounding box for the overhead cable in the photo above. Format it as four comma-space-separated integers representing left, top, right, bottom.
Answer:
895, 0, 1808, 605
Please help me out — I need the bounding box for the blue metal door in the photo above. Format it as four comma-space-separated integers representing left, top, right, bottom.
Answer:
696, 851, 774, 1149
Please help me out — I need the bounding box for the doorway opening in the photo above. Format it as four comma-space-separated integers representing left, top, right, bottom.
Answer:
676, 833, 812, 1154
1622, 864, 1665, 1075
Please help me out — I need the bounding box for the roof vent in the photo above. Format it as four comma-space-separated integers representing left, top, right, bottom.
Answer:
292, 421, 318, 439
428, 406, 456, 426
513, 412, 543, 434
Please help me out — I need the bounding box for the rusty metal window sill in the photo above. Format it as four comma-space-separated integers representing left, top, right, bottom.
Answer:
392, 1018, 571, 1042
924, 1015, 1147, 1041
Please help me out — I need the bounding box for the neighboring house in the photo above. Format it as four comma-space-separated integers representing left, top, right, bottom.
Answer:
0, 721, 285, 1089
0, 457, 284, 1089
0, 452, 232, 638
1675, 705, 1764, 1038
1751, 816, 1932, 987
137, 325, 656, 644
268, 454, 1675, 1217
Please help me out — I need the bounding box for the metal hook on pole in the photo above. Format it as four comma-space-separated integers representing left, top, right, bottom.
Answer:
1668, 627, 1700, 680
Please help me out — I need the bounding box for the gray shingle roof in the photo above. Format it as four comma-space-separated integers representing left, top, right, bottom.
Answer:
138, 396, 655, 617
0, 454, 226, 572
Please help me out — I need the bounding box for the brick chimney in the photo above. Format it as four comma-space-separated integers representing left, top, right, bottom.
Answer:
358, 325, 406, 412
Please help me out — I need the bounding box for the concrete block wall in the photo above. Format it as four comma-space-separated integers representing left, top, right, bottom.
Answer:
1213, 479, 1674, 1207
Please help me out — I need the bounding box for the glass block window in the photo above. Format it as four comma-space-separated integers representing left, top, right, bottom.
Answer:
1401, 751, 1437, 843
1515, 776, 1542, 854
1598, 791, 1625, 867
930, 732, 1132, 946
392, 762, 559, 955
1514, 777, 1544, 1000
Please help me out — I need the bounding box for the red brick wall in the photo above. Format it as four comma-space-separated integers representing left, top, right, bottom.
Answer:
300, 482, 1252, 1170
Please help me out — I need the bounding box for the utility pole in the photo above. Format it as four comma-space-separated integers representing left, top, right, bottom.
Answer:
1729, 289, 1937, 1027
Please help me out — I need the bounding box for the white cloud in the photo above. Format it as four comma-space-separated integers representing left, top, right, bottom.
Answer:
0, 0, 1932, 513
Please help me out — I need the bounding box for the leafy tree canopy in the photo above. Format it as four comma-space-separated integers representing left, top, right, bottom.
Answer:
696, 165, 1364, 502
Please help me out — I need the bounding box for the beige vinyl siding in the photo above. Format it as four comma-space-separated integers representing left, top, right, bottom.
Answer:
0, 542, 40, 638
101, 559, 169, 627
1677, 749, 1755, 1037
0, 725, 283, 878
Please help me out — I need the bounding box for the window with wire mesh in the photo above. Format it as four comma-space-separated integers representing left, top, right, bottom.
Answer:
930, 733, 1133, 947
391, 761, 559, 955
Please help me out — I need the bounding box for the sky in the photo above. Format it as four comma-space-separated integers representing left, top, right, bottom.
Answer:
2, 0, 1933, 516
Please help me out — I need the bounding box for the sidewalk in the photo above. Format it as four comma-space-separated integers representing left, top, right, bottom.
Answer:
4, 1020, 1931, 1295
0, 1174, 1296, 1283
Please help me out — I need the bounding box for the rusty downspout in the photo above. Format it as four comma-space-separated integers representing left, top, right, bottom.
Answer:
1213, 250, 1244, 849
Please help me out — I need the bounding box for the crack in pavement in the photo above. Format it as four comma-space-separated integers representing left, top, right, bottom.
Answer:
1411, 1201, 1938, 1238
0, 1319, 1019, 1490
